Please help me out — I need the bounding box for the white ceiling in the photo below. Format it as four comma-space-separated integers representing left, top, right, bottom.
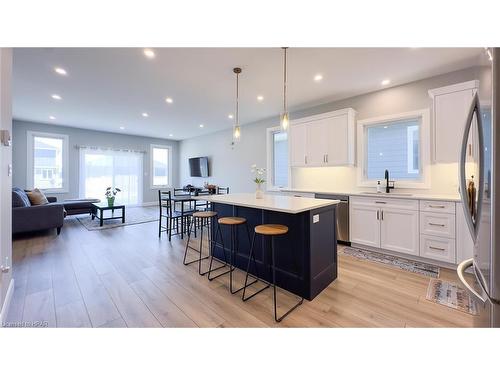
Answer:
13, 48, 483, 140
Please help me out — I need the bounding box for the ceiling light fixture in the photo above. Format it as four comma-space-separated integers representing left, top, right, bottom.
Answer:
54, 67, 67, 76
228, 114, 234, 119
280, 47, 290, 131
143, 49, 155, 59
165, 97, 173, 104
49, 116, 56, 120
142, 112, 149, 117
119, 126, 125, 130
257, 95, 264, 102
381, 79, 391, 86
199, 124, 204, 128
169, 133, 173, 137
51, 94, 62, 100
314, 74, 323, 82
233, 67, 242, 143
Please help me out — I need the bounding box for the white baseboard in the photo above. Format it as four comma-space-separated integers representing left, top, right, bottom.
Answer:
0, 278, 14, 327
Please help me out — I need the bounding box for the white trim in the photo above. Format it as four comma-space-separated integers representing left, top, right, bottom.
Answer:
356, 109, 431, 189
150, 144, 172, 189
0, 278, 14, 326
406, 125, 419, 174
428, 80, 479, 99
289, 107, 355, 126
26, 131, 69, 193
266, 126, 291, 191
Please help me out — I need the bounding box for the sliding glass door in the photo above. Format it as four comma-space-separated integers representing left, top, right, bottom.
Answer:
79, 148, 143, 205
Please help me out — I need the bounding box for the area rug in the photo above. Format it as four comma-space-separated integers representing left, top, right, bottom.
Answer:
77, 207, 159, 231
426, 279, 478, 315
340, 246, 440, 278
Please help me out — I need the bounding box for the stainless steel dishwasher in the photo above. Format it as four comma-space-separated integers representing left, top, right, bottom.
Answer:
315, 194, 350, 245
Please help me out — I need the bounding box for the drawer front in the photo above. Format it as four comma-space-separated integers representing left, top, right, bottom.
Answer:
419, 235, 456, 263
350, 196, 419, 211
419, 212, 456, 238
419, 200, 456, 214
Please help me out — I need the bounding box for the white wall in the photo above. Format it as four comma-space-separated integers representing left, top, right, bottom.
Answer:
0, 48, 13, 320
180, 66, 487, 196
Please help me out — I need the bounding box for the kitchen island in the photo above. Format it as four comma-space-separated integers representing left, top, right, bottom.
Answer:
197, 193, 339, 300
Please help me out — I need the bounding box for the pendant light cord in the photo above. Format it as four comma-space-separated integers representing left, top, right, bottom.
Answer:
236, 70, 239, 126
283, 47, 288, 114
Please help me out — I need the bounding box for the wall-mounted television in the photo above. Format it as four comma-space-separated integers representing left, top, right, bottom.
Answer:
189, 157, 209, 177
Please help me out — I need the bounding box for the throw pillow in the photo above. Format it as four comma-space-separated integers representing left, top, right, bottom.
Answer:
26, 188, 49, 206
12, 187, 31, 207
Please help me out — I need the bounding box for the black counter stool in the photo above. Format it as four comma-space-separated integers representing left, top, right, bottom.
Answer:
242, 224, 304, 322
208, 216, 259, 294
183, 211, 223, 275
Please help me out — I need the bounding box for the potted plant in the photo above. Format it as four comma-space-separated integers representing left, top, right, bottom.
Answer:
105, 187, 121, 207
251, 164, 266, 199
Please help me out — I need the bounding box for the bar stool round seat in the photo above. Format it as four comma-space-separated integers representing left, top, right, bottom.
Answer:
218, 216, 246, 225
193, 211, 217, 218
254, 224, 288, 236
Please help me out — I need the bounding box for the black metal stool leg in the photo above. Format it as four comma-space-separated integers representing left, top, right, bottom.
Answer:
229, 224, 257, 295
183, 216, 210, 271
207, 221, 231, 281
271, 237, 304, 323
242, 231, 270, 301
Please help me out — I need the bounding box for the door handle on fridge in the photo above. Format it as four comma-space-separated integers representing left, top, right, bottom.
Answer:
457, 258, 488, 304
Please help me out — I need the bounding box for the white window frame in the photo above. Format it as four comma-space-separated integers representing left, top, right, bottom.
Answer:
356, 109, 431, 189
27, 131, 69, 193
266, 126, 291, 191
407, 125, 419, 174
150, 144, 172, 189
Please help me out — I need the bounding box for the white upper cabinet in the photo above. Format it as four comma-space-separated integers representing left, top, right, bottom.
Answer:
289, 108, 356, 167
428, 80, 479, 163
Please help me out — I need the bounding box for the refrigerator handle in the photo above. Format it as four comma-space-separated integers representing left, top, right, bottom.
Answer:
457, 258, 489, 304
458, 91, 484, 242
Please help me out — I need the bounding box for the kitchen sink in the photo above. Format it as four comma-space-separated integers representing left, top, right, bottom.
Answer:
360, 192, 414, 197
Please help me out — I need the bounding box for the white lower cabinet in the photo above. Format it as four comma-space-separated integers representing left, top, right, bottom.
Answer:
420, 235, 456, 263
380, 208, 419, 256
350, 203, 380, 247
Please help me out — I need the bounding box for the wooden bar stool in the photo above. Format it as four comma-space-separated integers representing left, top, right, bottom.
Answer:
183, 211, 224, 276
208, 216, 259, 294
242, 224, 304, 322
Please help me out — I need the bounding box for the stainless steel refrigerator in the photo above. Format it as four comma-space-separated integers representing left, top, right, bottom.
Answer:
457, 48, 500, 327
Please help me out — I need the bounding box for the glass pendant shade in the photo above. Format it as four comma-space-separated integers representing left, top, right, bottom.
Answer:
281, 112, 290, 131
233, 124, 241, 142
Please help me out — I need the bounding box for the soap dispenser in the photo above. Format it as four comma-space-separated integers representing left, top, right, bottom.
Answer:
377, 181, 381, 193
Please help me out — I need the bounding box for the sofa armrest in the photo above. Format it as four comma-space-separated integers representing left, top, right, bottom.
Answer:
12, 203, 65, 234
47, 197, 57, 203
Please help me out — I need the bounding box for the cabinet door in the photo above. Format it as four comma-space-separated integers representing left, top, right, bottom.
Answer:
290, 123, 307, 167
434, 89, 474, 163
306, 119, 328, 166
349, 203, 380, 247
456, 203, 474, 263
325, 114, 350, 165
380, 208, 419, 256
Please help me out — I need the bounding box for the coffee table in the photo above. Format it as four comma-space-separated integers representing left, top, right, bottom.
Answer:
91, 202, 126, 227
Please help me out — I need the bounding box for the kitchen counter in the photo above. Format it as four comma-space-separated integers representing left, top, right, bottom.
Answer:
279, 188, 461, 202
202, 193, 338, 300
197, 193, 339, 213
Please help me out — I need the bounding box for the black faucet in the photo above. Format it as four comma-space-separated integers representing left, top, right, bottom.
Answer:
384, 169, 395, 193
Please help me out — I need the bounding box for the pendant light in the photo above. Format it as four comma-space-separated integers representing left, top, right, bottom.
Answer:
281, 47, 290, 131
233, 67, 242, 143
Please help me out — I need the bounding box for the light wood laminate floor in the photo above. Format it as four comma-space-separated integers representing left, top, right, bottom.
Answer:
5, 212, 474, 328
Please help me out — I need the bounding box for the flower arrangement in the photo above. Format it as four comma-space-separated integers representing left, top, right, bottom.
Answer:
105, 187, 121, 206
251, 164, 266, 198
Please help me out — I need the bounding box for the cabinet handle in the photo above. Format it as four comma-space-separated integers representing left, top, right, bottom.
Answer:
304, 155, 307, 164
381, 210, 384, 220
429, 205, 445, 208
429, 246, 445, 251
375, 201, 386, 204
376, 210, 379, 220
326, 154, 328, 163
429, 223, 445, 227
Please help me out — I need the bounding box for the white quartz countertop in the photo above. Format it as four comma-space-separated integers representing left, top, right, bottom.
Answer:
280, 188, 461, 202
195, 193, 339, 214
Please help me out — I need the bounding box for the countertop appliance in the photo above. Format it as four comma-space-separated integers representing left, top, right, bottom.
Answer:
315, 193, 350, 245
457, 48, 499, 327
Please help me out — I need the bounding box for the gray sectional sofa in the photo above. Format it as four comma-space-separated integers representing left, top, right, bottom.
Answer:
12, 188, 65, 235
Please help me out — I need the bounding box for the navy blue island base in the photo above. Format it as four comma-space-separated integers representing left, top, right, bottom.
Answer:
210, 202, 338, 301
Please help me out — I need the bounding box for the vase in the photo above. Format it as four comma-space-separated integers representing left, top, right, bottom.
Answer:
107, 196, 115, 207
255, 184, 263, 199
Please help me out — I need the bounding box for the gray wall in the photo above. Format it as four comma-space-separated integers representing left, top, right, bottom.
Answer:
12, 120, 180, 203
179, 66, 486, 194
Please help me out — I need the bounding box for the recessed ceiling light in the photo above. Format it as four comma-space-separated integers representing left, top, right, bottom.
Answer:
257, 95, 264, 101
49, 116, 56, 120
165, 97, 173, 104
199, 124, 204, 128
51, 94, 62, 100
169, 133, 173, 137
383, 126, 388, 129
142, 112, 149, 117
314, 74, 323, 82
228, 114, 234, 119
381, 79, 391, 86
54, 67, 67, 76
119, 126, 125, 130
143, 49, 155, 59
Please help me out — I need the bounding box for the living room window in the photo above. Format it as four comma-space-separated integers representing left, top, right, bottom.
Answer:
150, 144, 171, 188
27, 131, 69, 192
266, 126, 290, 190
